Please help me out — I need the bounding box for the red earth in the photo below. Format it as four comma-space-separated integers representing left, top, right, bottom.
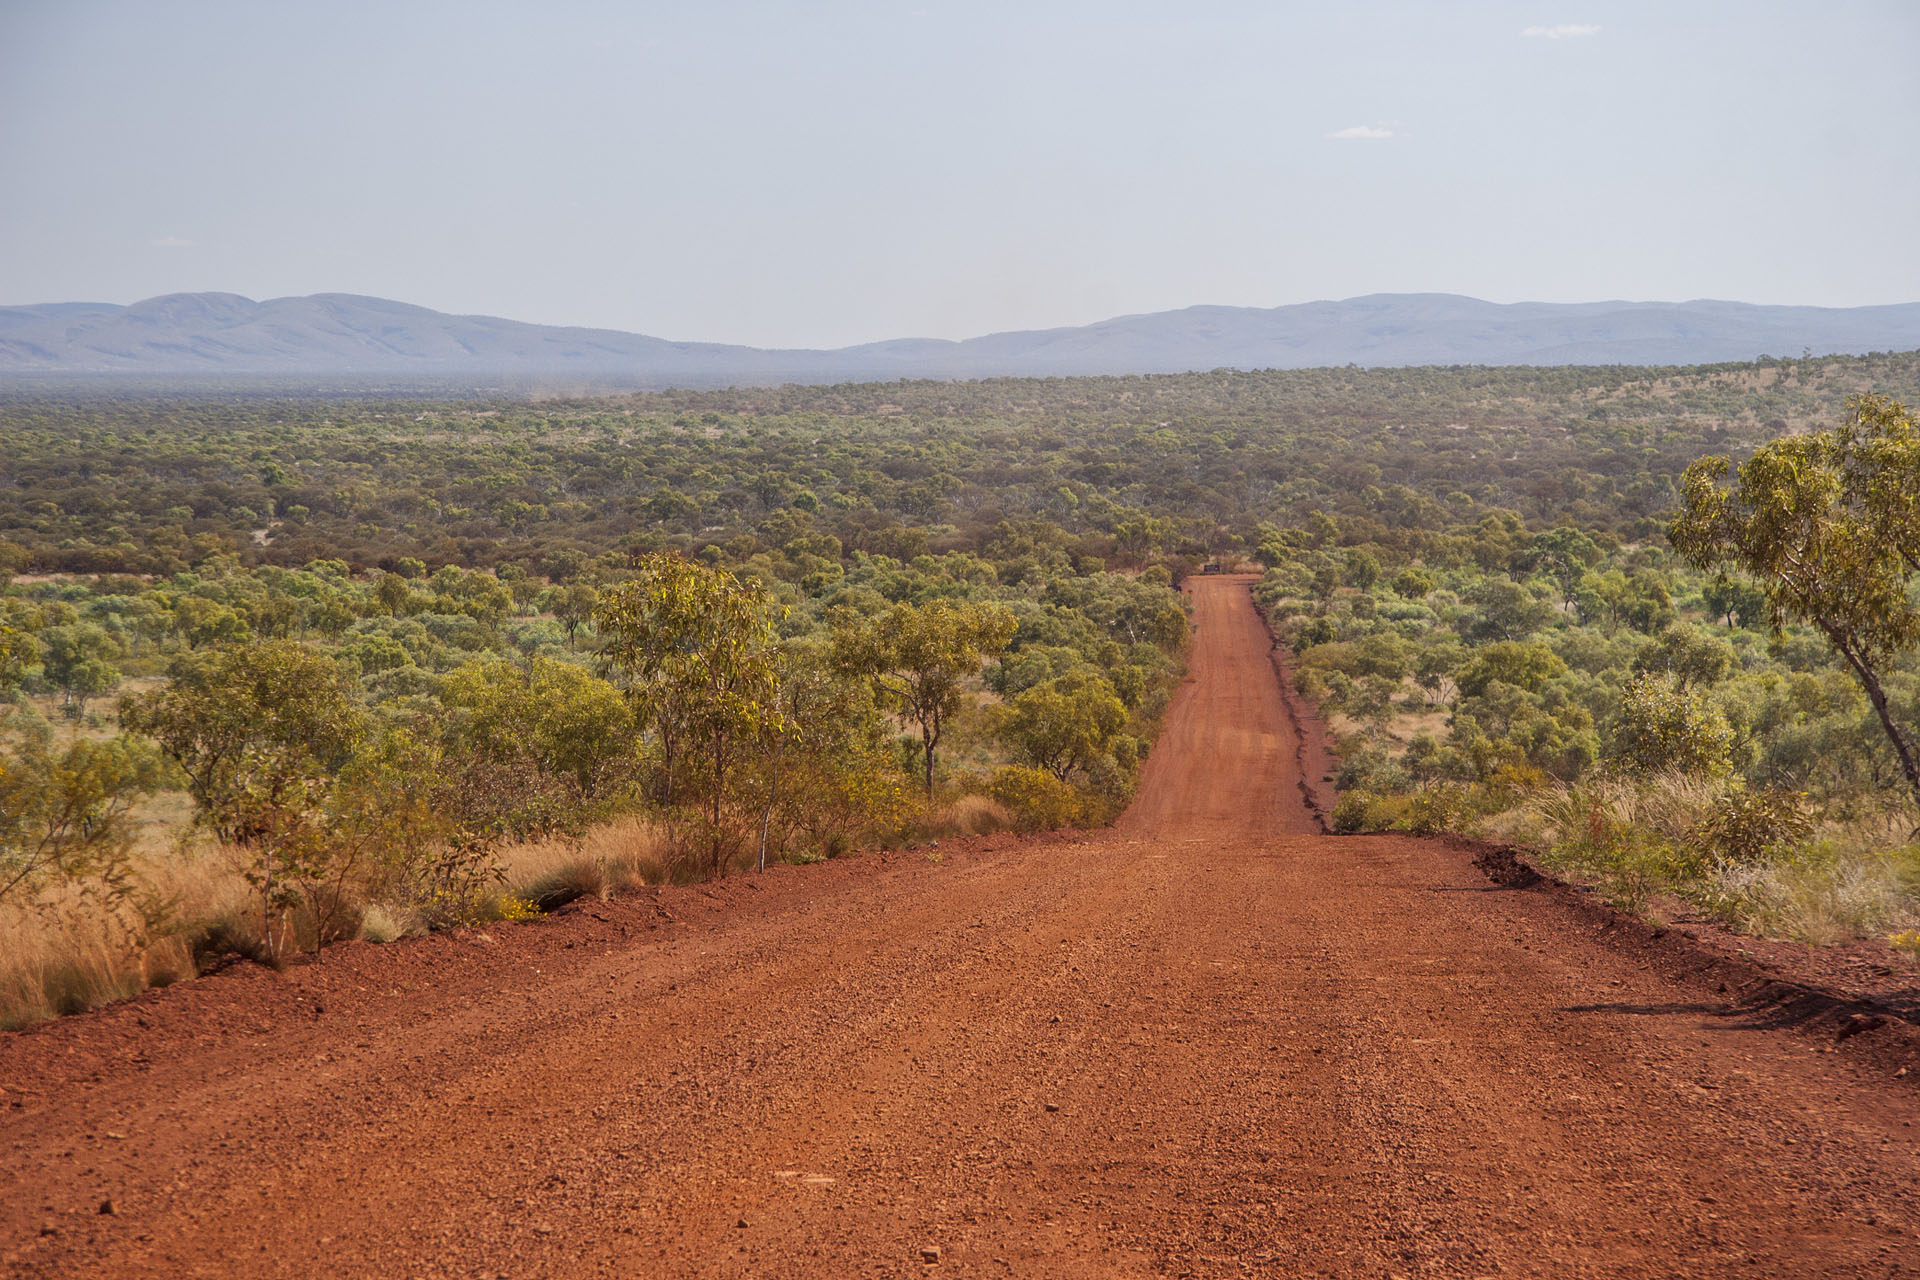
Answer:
2, 574, 1916, 1278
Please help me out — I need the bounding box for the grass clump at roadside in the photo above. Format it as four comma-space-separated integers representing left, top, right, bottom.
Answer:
1332, 767, 1920, 948
0, 815, 672, 1028
1515, 773, 1920, 944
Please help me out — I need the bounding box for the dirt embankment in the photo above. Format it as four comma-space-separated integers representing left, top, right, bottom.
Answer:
1248, 594, 1339, 828
3, 575, 1917, 1280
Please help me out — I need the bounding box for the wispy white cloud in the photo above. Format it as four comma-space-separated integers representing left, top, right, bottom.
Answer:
150, 236, 193, 248
1326, 125, 1393, 140
1522, 23, 1600, 39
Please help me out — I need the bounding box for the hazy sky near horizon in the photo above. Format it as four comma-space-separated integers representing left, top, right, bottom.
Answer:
4, 1, 1917, 348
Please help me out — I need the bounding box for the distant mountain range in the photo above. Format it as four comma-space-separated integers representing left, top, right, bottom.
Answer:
4, 291, 1919, 388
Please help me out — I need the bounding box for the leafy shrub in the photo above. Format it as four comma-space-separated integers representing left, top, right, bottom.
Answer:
1484, 762, 1554, 802
1400, 784, 1475, 836
988, 765, 1083, 831
1687, 787, 1816, 865
1606, 673, 1732, 776
2, 727, 166, 907
1330, 790, 1411, 833
1330, 791, 1374, 833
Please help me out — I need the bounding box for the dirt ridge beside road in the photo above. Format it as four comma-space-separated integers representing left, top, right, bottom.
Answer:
1457, 836, 1920, 1074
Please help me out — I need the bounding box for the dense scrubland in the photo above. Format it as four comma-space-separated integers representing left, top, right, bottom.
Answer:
4, 350, 1920, 1027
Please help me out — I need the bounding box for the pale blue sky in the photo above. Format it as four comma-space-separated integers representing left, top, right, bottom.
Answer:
3, 1, 1916, 347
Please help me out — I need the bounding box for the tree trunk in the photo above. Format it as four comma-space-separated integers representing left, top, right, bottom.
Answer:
260, 850, 275, 957
659, 724, 676, 808
758, 756, 778, 875
1822, 625, 1920, 813
921, 720, 938, 798
710, 736, 726, 877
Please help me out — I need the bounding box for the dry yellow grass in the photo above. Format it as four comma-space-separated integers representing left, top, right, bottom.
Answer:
496, 815, 681, 908
0, 842, 250, 1029
920, 794, 1016, 838
498, 815, 671, 890
0, 814, 680, 1028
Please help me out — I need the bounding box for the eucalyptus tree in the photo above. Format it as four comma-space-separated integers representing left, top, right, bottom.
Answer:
832, 598, 1016, 796
1671, 394, 1920, 810
596, 553, 784, 873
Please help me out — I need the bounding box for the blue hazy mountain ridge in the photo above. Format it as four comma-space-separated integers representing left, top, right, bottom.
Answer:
4, 292, 1920, 385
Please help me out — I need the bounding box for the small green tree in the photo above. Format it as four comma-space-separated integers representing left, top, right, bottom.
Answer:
1343, 549, 1382, 591
123, 640, 364, 840
1702, 573, 1768, 630
1517, 527, 1603, 607
39, 624, 121, 718
743, 640, 900, 871
551, 581, 600, 649
1455, 641, 1567, 699
832, 598, 1017, 796
441, 655, 636, 810
1607, 673, 1731, 777
1002, 672, 1128, 782
1391, 567, 1435, 599
1632, 626, 1735, 691
1, 728, 165, 906
374, 572, 413, 618
0, 540, 28, 589
1671, 394, 1920, 810
596, 553, 783, 874
322, 726, 498, 932
122, 641, 366, 944
0, 620, 36, 714
1462, 578, 1555, 642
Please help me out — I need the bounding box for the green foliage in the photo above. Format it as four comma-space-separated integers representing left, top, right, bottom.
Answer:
832, 597, 1016, 796
1399, 783, 1480, 836
1001, 673, 1129, 783
12, 353, 1920, 974
1673, 393, 1920, 810
596, 553, 784, 873
1, 727, 166, 905
1687, 786, 1816, 866
123, 640, 363, 838
123, 640, 364, 841
1391, 567, 1435, 599
1462, 579, 1556, 642
1330, 790, 1384, 834
1455, 641, 1567, 699
120, 640, 374, 949
1702, 573, 1767, 630
987, 765, 1085, 831
0, 540, 27, 587
1518, 527, 1603, 605
0, 619, 33, 691
748, 645, 909, 866
442, 656, 636, 804
1632, 625, 1735, 690
38, 623, 120, 717
1607, 673, 1732, 777
544, 581, 599, 647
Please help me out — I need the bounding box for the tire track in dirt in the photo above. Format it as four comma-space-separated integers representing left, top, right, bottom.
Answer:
3, 575, 1918, 1278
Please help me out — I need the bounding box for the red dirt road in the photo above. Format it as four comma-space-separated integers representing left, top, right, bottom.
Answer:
3, 576, 1918, 1278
